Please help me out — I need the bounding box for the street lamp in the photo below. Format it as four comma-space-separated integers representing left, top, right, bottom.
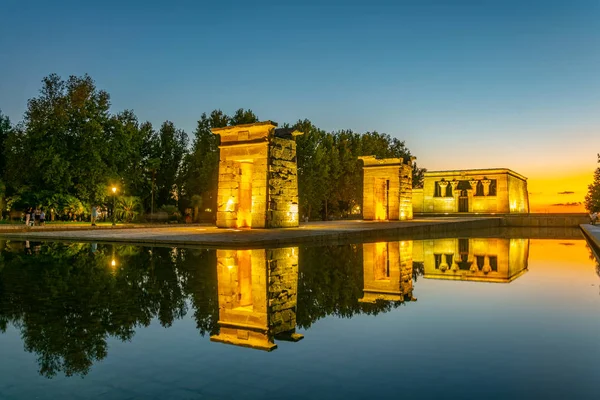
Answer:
112, 186, 117, 226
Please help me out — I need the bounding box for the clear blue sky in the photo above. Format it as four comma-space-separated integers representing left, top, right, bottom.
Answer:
1, 0, 599, 174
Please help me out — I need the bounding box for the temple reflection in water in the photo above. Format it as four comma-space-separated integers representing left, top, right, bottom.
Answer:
413, 238, 529, 283
211, 247, 303, 351
361, 241, 416, 303
0, 235, 534, 376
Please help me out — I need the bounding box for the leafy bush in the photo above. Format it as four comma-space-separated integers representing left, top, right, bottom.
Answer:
115, 196, 142, 222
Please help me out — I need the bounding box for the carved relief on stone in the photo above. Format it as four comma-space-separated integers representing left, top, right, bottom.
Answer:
469, 180, 479, 192
450, 180, 459, 196
438, 180, 449, 197
481, 179, 491, 196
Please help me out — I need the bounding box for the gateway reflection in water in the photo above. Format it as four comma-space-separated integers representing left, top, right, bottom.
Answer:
211, 247, 303, 351
360, 241, 416, 303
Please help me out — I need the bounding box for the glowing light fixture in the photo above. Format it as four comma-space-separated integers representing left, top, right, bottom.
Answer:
288, 204, 299, 222
226, 198, 235, 212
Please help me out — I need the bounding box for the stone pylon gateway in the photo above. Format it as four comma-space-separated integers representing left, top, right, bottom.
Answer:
359, 156, 415, 221
212, 121, 302, 229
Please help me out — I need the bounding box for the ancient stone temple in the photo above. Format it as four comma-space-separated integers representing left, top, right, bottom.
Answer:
210, 247, 303, 351
412, 168, 529, 214
360, 241, 416, 303
412, 237, 529, 283
358, 156, 415, 221
212, 121, 302, 228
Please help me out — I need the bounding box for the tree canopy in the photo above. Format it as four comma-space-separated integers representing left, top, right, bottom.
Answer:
0, 73, 424, 222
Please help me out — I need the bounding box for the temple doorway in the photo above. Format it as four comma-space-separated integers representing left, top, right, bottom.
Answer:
236, 250, 253, 310
459, 190, 469, 212
237, 162, 253, 228
374, 178, 390, 220
374, 242, 390, 280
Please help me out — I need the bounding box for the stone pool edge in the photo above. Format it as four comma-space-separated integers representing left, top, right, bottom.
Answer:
0, 218, 503, 248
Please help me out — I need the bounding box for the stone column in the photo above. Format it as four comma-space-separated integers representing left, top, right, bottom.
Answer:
469, 180, 478, 193
468, 180, 479, 213
466, 188, 474, 212
439, 254, 449, 272
450, 180, 460, 212
438, 180, 449, 197
481, 179, 491, 196
481, 256, 492, 274
450, 254, 459, 271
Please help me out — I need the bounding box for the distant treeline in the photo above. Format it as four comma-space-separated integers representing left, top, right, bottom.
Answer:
0, 74, 425, 221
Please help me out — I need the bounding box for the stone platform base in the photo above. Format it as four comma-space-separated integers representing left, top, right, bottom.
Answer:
0, 218, 502, 248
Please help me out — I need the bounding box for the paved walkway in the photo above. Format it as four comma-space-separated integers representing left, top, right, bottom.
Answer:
581, 224, 600, 249
0, 218, 502, 248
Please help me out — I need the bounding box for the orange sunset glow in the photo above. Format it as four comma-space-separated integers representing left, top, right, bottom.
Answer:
527, 171, 591, 213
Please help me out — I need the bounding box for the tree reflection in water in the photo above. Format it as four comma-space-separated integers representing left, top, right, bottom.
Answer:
584, 241, 600, 279
0, 241, 218, 378
297, 244, 409, 330
0, 241, 416, 378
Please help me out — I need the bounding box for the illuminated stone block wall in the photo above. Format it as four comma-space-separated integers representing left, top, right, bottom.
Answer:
507, 174, 530, 213
508, 238, 530, 276
360, 241, 414, 303
212, 249, 272, 350
359, 156, 415, 221
415, 168, 529, 214
213, 121, 301, 228
399, 240, 414, 296
266, 247, 301, 339
413, 237, 529, 283
266, 137, 300, 228
399, 163, 414, 220
211, 247, 301, 351
412, 188, 424, 213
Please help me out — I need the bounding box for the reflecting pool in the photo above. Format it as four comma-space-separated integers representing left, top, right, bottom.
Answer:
1, 231, 599, 399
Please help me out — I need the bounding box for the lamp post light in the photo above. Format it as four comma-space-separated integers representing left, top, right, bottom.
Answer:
112, 186, 117, 226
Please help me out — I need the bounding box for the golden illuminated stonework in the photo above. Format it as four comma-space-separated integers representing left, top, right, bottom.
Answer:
211, 247, 302, 351
358, 156, 415, 221
212, 121, 302, 228
360, 241, 416, 303
412, 168, 529, 214
413, 237, 529, 283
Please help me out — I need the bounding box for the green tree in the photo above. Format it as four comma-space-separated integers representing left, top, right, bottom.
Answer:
294, 119, 327, 220
154, 121, 188, 208
110, 115, 159, 212
229, 108, 258, 125
585, 154, 600, 213
182, 111, 225, 211
412, 161, 426, 189
5, 74, 112, 210
0, 110, 11, 212
0, 109, 11, 175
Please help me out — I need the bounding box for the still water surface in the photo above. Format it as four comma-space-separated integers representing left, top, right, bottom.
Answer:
0, 232, 599, 399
